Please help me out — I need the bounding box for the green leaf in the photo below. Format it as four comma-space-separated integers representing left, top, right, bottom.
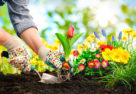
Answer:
55, 33, 71, 59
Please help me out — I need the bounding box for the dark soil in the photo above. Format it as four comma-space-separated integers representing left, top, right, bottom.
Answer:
0, 72, 136, 94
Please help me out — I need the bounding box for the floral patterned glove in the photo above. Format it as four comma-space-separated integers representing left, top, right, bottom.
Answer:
8, 46, 31, 72
45, 50, 63, 69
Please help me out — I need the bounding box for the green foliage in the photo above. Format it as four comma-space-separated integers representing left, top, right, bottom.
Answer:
121, 5, 128, 14
0, 57, 21, 75
55, 32, 83, 59
100, 43, 136, 89
108, 41, 124, 48
100, 56, 136, 89
121, 4, 136, 27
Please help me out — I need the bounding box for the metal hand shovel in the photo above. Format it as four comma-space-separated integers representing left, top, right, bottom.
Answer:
34, 69, 71, 84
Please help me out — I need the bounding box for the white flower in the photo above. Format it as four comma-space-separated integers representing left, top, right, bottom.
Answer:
80, 59, 86, 64
90, 48, 96, 52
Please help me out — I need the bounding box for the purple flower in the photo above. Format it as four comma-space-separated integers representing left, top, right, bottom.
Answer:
112, 35, 115, 41
94, 32, 100, 39
118, 31, 122, 41
102, 29, 106, 37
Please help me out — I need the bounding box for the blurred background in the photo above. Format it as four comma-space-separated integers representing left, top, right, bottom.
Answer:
0, 0, 136, 44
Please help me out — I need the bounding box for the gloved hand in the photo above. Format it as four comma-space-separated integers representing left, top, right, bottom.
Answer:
8, 46, 31, 72
44, 50, 63, 69
1, 50, 35, 72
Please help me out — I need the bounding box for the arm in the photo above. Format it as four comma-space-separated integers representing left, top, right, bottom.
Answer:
7, 0, 38, 37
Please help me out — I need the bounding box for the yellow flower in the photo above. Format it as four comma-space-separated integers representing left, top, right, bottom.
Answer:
54, 38, 61, 45
122, 36, 127, 41
38, 61, 43, 65
120, 54, 129, 64
42, 63, 48, 67
0, 68, 4, 72
102, 47, 131, 64
33, 53, 39, 59
132, 31, 136, 39
84, 44, 88, 50
48, 44, 58, 51
101, 41, 107, 45
27, 46, 32, 51
97, 41, 101, 47
70, 49, 76, 55
53, 45, 59, 51
89, 34, 95, 39
102, 49, 111, 61
31, 60, 36, 66
38, 68, 42, 72
112, 53, 121, 62
41, 38, 48, 47
123, 28, 134, 35
77, 44, 84, 50
86, 37, 93, 43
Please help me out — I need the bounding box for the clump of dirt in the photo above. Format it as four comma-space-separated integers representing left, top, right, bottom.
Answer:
0, 72, 135, 94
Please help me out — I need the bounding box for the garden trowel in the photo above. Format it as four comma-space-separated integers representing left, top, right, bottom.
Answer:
34, 56, 73, 84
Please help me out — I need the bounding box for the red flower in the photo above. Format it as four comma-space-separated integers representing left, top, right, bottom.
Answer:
73, 50, 79, 57
99, 44, 115, 52
67, 25, 74, 38
88, 61, 95, 68
78, 64, 85, 71
94, 60, 101, 69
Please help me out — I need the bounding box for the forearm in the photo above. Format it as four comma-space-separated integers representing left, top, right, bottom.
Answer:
20, 27, 44, 54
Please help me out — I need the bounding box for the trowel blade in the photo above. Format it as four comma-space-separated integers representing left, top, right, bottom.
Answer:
39, 73, 62, 84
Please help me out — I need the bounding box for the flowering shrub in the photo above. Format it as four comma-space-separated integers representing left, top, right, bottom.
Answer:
72, 27, 136, 89
73, 48, 109, 76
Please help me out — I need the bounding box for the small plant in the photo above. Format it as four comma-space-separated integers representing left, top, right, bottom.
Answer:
55, 25, 83, 60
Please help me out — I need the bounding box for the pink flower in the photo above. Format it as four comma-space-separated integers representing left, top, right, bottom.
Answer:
94, 60, 101, 69
96, 54, 101, 58
102, 60, 108, 68
78, 64, 85, 71
67, 25, 74, 38
88, 61, 95, 68
73, 50, 79, 57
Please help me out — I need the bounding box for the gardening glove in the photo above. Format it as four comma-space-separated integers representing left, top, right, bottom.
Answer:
45, 50, 63, 69
8, 46, 31, 72
1, 51, 35, 72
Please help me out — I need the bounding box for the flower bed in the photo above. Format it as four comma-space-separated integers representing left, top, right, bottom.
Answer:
72, 28, 136, 89
0, 27, 136, 90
